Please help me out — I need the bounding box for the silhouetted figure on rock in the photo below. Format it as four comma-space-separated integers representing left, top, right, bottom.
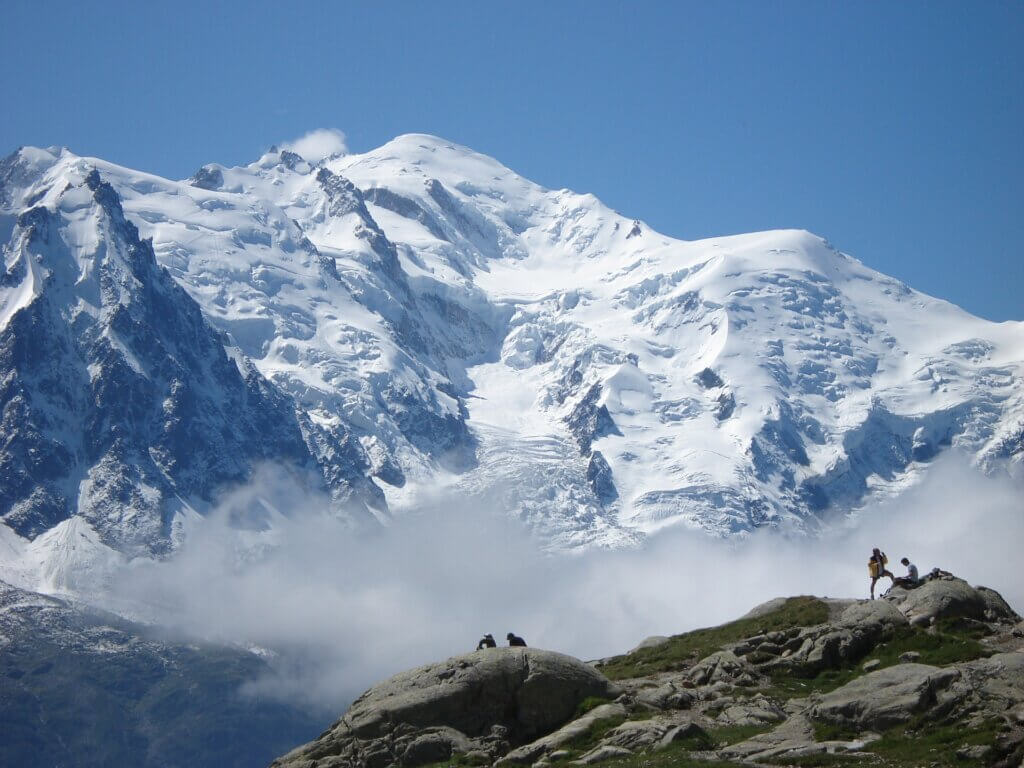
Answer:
507, 632, 527, 647
476, 633, 496, 650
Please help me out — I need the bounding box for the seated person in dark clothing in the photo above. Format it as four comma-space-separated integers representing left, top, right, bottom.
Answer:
476, 633, 496, 650
507, 632, 527, 647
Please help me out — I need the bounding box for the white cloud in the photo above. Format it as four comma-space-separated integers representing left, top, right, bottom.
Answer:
280, 128, 348, 163
110, 454, 1024, 716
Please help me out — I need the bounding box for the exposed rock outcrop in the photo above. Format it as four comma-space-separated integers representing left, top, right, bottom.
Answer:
885, 575, 1021, 627
271, 579, 1024, 767
271, 648, 620, 768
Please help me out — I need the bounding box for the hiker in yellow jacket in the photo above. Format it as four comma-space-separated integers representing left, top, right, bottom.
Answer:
869, 548, 894, 599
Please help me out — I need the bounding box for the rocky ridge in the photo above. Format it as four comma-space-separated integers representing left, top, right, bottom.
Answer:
273, 576, 1024, 767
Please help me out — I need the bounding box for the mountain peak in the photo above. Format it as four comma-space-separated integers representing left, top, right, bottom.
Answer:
1, 135, 1021, 561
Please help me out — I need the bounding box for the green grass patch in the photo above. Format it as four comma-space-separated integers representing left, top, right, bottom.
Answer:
599, 597, 830, 680
574, 696, 613, 718
867, 717, 1001, 767
560, 713, 629, 754
706, 723, 774, 747
811, 721, 861, 743
934, 616, 994, 640
550, 741, 748, 768
783, 716, 1004, 767
764, 754, 866, 767
765, 721, 1002, 766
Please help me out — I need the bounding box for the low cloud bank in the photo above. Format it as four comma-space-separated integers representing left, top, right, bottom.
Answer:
112, 455, 1023, 715
281, 128, 348, 163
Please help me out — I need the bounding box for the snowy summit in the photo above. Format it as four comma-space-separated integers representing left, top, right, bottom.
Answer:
1, 134, 1022, 580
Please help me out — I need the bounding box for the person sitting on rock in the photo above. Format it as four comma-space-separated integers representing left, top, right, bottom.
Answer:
891, 558, 920, 589
506, 632, 527, 647
476, 633, 496, 650
869, 547, 894, 599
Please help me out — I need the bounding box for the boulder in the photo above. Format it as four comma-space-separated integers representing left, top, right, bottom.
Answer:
686, 650, 754, 686
884, 577, 992, 626
718, 697, 786, 727
976, 586, 1021, 623
962, 652, 1024, 712
810, 663, 962, 730
272, 648, 620, 768
634, 682, 694, 711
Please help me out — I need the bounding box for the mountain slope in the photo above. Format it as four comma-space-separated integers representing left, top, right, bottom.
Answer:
0, 579, 321, 768
1, 136, 1021, 562
0, 153, 347, 556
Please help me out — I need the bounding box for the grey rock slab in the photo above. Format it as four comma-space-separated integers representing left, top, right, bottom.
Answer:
718, 698, 787, 727
602, 718, 675, 751
572, 745, 632, 765
962, 651, 1024, 711
495, 703, 628, 766
720, 713, 816, 759
656, 721, 708, 750
810, 663, 962, 729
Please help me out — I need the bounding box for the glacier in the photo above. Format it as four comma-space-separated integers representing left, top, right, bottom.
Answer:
1, 133, 1022, 580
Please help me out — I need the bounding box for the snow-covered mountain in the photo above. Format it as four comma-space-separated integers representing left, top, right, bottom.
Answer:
1, 135, 1022, 571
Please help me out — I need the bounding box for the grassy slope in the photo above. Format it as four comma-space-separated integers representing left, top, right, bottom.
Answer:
430, 598, 1009, 768
598, 597, 829, 680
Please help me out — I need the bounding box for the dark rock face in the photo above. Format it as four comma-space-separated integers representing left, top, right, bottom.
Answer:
363, 186, 449, 242
0, 580, 320, 768
0, 172, 320, 552
316, 168, 406, 283
189, 165, 224, 190
587, 451, 618, 503
566, 384, 622, 456
271, 648, 620, 768
715, 392, 736, 420
695, 367, 724, 389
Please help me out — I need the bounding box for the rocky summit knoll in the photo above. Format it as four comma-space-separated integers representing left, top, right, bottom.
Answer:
272, 576, 1024, 768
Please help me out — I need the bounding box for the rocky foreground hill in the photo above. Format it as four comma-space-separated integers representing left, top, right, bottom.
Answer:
272, 575, 1024, 768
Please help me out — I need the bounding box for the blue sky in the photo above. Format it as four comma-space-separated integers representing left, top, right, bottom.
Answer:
3, 1, 1021, 320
